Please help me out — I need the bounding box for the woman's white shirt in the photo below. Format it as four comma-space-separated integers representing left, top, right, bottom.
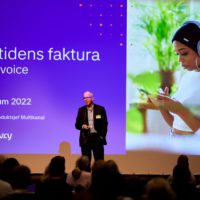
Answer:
172, 71, 200, 131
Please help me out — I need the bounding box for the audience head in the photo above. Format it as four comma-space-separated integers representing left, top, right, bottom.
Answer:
12, 165, 31, 189
172, 164, 191, 184
106, 159, 121, 174
0, 157, 20, 183
177, 154, 189, 168
76, 155, 90, 171
145, 177, 176, 200
91, 160, 106, 190
46, 155, 65, 177
2, 157, 19, 170
72, 156, 90, 180
91, 160, 122, 198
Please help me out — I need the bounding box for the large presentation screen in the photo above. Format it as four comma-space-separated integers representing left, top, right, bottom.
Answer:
0, 0, 126, 154
2, 0, 200, 156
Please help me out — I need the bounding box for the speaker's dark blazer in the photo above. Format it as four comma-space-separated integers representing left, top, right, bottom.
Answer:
75, 104, 108, 146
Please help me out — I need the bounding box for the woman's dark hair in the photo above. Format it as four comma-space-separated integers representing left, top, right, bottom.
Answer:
0, 157, 20, 183
177, 155, 189, 168
172, 21, 200, 54
48, 156, 65, 177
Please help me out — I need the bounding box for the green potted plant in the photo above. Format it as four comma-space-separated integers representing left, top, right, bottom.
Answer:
129, 0, 189, 94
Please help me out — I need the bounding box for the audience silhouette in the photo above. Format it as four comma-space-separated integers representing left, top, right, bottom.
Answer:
0, 154, 199, 200
35, 155, 72, 200
67, 156, 91, 192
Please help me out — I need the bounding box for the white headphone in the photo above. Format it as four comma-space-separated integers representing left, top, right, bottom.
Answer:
185, 20, 200, 56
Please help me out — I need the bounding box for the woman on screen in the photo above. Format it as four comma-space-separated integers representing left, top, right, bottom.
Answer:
150, 20, 200, 136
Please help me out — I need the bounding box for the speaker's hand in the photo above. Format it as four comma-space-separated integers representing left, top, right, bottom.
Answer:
82, 124, 90, 129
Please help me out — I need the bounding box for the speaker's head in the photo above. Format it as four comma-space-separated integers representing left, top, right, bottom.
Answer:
172, 20, 200, 56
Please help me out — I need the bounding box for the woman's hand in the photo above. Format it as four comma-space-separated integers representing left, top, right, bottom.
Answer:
156, 94, 183, 114
149, 87, 183, 114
